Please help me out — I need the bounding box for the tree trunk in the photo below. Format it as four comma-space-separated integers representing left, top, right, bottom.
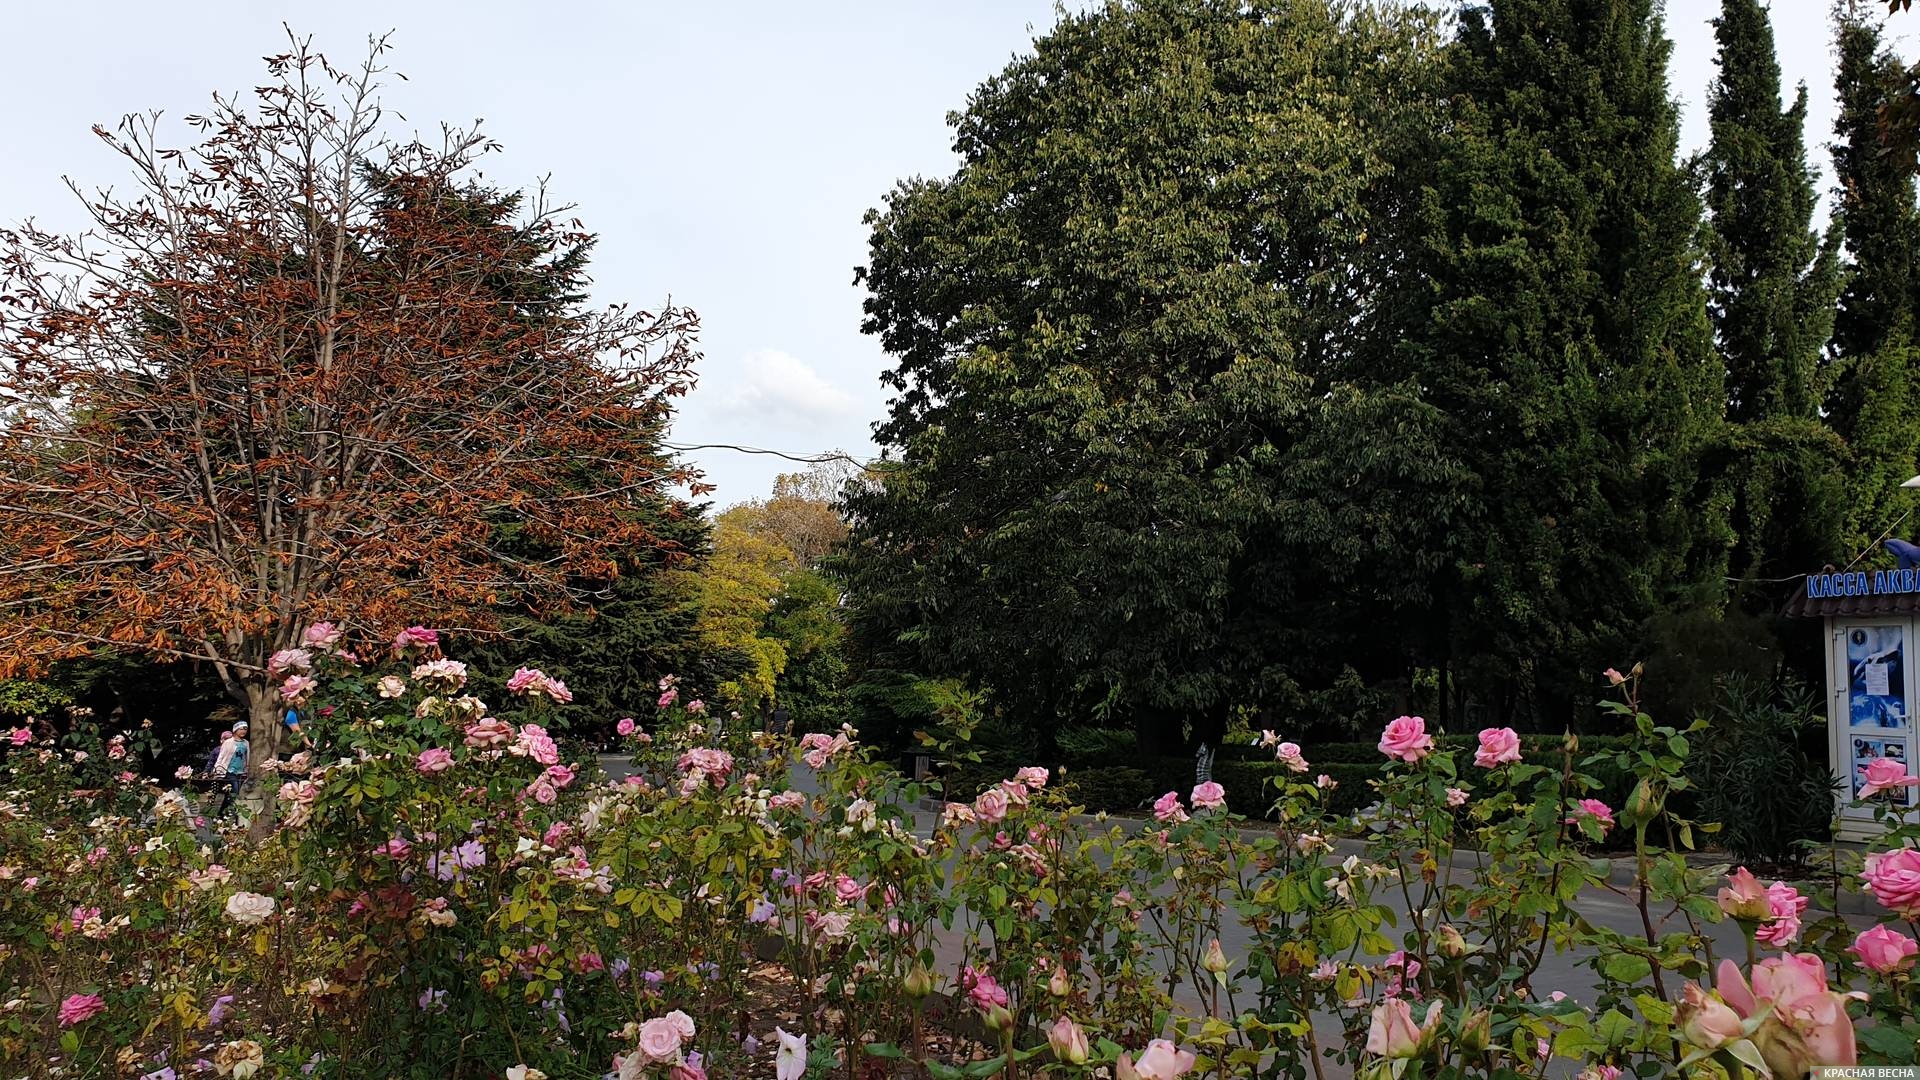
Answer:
244, 683, 282, 840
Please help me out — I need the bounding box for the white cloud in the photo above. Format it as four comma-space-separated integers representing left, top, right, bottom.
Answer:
715, 349, 859, 425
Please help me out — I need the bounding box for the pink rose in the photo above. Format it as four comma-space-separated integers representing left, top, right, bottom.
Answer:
528, 781, 558, 805
1863, 847, 1920, 917
1152, 791, 1188, 824
7, 727, 28, 747
686, 699, 706, 714
974, 787, 1010, 823
268, 648, 314, 677
1378, 716, 1435, 763
769, 791, 806, 811
1125, 1038, 1199, 1078
279, 674, 317, 702
1675, 982, 1743, 1049
1567, 798, 1615, 834
1754, 881, 1809, 946
1716, 866, 1770, 920
1473, 727, 1522, 768
1849, 924, 1919, 973
637, 1016, 686, 1063
1315, 774, 1336, 790
657, 689, 678, 708
962, 966, 1009, 1011
416, 747, 455, 773
301, 622, 342, 648
1444, 787, 1468, 808
1276, 742, 1308, 774
516, 725, 560, 766
1190, 781, 1225, 810
505, 667, 544, 694
835, 875, 865, 905
1604, 667, 1626, 686
57, 992, 106, 1027
1014, 766, 1050, 789
463, 719, 513, 748
662, 1009, 695, 1040
392, 625, 439, 653
374, 837, 412, 859
1365, 998, 1440, 1059
616, 717, 636, 736
1859, 757, 1919, 799
1717, 954, 1862, 1073
544, 764, 576, 789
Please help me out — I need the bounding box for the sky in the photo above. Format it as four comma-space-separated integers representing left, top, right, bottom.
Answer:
0, 1, 1904, 507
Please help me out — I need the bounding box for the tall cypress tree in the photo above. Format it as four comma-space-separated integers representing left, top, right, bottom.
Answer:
1698, 0, 1847, 591
1385, 0, 1722, 725
1829, 11, 1920, 548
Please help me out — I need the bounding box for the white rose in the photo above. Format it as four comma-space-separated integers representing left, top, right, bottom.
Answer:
224, 891, 276, 925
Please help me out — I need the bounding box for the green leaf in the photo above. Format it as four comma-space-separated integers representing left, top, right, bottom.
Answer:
1601, 953, 1652, 984
963, 1056, 1008, 1077
863, 1043, 905, 1060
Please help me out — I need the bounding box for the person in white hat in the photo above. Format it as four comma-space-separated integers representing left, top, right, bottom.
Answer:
213, 721, 249, 817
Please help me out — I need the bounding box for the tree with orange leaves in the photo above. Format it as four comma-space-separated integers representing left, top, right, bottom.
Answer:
0, 36, 704, 763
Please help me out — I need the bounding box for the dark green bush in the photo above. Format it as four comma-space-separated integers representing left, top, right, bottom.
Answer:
1059, 766, 1156, 814
1054, 726, 1139, 767
1687, 676, 1837, 867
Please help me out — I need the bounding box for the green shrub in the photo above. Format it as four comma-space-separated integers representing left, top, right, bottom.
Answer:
1054, 726, 1139, 766
1687, 676, 1837, 867
1060, 765, 1156, 814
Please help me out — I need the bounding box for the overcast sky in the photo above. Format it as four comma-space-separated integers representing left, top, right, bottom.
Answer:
0, 1, 1903, 507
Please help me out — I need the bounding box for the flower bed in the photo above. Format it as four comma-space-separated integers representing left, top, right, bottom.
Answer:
2, 638, 1918, 1078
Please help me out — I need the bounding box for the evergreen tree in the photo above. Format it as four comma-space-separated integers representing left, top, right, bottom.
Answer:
846, 0, 1466, 752
1384, 0, 1724, 725
1829, 10, 1920, 548
1697, 0, 1848, 594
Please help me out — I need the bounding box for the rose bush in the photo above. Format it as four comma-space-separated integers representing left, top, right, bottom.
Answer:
2, 644, 1917, 1078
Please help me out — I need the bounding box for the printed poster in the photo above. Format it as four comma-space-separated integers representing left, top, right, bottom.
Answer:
1852, 736, 1916, 807
1845, 626, 1907, 729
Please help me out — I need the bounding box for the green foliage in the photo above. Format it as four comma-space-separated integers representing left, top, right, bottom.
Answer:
1829, 12, 1920, 549
0, 679, 71, 719
1058, 766, 1156, 814
1696, 0, 1850, 593
1380, 0, 1727, 723
1687, 676, 1838, 866
845, 0, 1467, 747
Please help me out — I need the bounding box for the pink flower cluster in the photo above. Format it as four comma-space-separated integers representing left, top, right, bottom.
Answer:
511, 724, 560, 766
505, 667, 574, 704
57, 992, 105, 1027
676, 747, 735, 791
798, 732, 852, 770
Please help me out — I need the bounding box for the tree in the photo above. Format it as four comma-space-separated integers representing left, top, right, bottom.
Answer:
845, 0, 1467, 753
694, 507, 793, 710
1380, 0, 1725, 724
1696, 0, 1848, 600
0, 38, 701, 761
1828, 10, 1920, 549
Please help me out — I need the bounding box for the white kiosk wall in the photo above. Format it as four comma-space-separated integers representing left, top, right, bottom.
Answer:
1826, 617, 1920, 841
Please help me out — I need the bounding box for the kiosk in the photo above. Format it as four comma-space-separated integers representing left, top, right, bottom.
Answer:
1790, 565, 1920, 841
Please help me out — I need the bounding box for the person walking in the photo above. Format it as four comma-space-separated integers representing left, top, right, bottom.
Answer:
213, 722, 249, 817
204, 729, 234, 789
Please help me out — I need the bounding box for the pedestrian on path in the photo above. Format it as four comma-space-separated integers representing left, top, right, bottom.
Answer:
212, 722, 249, 817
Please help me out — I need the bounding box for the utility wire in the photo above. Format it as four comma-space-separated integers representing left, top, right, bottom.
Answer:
662, 441, 865, 466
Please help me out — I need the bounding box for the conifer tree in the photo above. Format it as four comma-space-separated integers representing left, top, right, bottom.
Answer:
1828, 10, 1920, 547
1388, 0, 1723, 723
1698, 0, 1847, 591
